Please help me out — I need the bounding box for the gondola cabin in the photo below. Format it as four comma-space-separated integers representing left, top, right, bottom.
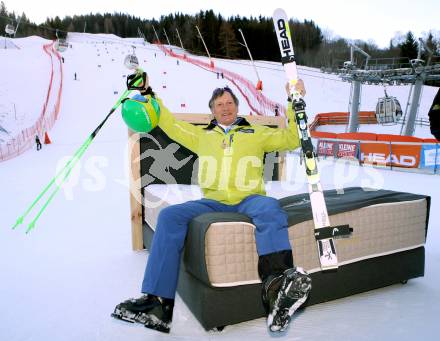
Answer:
375, 95, 403, 124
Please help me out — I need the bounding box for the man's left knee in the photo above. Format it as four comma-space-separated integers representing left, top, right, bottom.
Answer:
254, 195, 281, 210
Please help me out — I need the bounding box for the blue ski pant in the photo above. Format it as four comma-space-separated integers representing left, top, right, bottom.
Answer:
141, 194, 291, 299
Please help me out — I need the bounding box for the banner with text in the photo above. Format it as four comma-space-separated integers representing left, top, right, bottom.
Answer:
360, 143, 421, 168
317, 140, 336, 157
419, 144, 440, 169
336, 141, 358, 159
317, 140, 358, 159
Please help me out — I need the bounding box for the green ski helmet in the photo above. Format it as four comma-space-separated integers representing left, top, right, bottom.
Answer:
121, 96, 160, 133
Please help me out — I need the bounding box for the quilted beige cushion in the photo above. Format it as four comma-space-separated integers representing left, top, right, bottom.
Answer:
144, 189, 427, 288
205, 199, 427, 286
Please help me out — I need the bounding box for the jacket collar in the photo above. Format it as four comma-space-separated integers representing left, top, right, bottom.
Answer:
204, 116, 251, 131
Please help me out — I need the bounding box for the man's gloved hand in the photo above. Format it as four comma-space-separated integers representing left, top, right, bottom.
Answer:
285, 79, 306, 101
126, 70, 155, 98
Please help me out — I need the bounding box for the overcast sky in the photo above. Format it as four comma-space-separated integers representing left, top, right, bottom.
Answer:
6, 0, 440, 48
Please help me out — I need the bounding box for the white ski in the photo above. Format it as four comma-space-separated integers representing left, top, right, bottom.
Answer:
273, 8, 338, 270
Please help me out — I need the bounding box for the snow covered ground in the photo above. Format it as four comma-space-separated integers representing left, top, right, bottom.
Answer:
0, 37, 50, 141
0, 34, 439, 341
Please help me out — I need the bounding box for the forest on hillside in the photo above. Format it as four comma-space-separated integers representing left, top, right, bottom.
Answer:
1, 2, 439, 69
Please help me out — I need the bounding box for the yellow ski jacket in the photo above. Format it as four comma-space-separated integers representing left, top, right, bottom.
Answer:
155, 97, 300, 205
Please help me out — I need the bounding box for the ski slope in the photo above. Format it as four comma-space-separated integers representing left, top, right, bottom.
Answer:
0, 34, 439, 341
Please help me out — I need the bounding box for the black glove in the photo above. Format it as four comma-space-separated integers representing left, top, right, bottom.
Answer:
140, 86, 155, 98
126, 72, 147, 91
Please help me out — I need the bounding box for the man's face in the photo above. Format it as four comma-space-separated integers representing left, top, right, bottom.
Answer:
212, 92, 238, 126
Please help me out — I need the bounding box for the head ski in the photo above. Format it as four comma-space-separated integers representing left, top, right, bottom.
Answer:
273, 8, 348, 270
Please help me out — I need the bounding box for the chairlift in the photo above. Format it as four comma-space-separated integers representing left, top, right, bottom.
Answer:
54, 29, 69, 52
375, 88, 403, 124
124, 46, 139, 70
410, 59, 425, 74
5, 24, 15, 35
124, 54, 139, 70
343, 61, 353, 69
55, 39, 69, 52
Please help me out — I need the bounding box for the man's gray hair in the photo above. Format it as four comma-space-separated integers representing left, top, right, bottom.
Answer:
208, 86, 239, 110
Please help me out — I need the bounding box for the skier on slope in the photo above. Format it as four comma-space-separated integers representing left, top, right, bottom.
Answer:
428, 87, 440, 141
112, 72, 311, 333
35, 135, 42, 151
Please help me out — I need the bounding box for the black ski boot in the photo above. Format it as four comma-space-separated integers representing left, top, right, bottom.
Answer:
262, 267, 312, 332
111, 294, 174, 333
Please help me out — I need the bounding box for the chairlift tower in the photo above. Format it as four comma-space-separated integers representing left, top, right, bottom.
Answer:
346, 44, 371, 132
331, 42, 440, 136
400, 39, 435, 136
400, 38, 436, 135
402, 60, 425, 136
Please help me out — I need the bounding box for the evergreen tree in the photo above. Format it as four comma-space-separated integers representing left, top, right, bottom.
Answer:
104, 16, 114, 34
0, 1, 7, 16
399, 31, 418, 60
2, 5, 437, 68
425, 32, 439, 55
0, 1, 7, 33
218, 21, 240, 58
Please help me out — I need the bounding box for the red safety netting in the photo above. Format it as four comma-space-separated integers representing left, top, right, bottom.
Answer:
157, 44, 286, 117
0, 41, 63, 162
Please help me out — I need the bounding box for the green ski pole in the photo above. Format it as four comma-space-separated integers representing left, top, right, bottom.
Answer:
13, 70, 145, 231
12, 140, 89, 229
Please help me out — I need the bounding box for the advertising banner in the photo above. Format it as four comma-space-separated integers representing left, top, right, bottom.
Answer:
336, 142, 358, 159
317, 140, 335, 157
420, 144, 440, 169
360, 143, 421, 168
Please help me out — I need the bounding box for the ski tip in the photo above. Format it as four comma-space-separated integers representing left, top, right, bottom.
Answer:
273, 8, 287, 16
